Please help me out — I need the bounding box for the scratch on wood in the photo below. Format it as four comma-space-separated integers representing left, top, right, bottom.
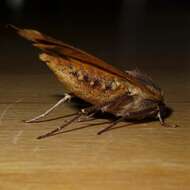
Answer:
12, 130, 23, 144
0, 98, 24, 126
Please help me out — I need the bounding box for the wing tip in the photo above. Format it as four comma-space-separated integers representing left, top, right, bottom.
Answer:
6, 24, 20, 31
8, 24, 43, 43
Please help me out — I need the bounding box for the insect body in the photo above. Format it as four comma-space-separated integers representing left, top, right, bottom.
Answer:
10, 25, 175, 139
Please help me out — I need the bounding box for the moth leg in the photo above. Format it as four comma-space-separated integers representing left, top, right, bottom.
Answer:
37, 105, 98, 139
37, 113, 82, 139
157, 111, 178, 128
78, 110, 98, 122
97, 117, 124, 135
25, 93, 72, 123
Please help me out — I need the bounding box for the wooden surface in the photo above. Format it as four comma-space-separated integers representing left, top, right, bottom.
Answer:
0, 58, 189, 190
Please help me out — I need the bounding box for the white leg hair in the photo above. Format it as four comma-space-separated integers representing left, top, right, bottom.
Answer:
25, 93, 72, 123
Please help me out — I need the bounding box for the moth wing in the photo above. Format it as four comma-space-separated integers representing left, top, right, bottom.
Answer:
10, 25, 162, 99
126, 70, 161, 91
10, 25, 129, 79
126, 70, 163, 98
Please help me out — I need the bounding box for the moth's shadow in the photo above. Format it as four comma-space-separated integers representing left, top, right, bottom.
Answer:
53, 106, 174, 137
34, 94, 174, 137
163, 106, 173, 119
52, 93, 173, 120
38, 94, 174, 123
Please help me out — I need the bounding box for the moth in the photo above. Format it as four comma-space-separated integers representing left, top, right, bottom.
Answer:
10, 25, 176, 139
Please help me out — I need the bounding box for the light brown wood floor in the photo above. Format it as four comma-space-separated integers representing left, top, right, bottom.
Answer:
0, 33, 190, 189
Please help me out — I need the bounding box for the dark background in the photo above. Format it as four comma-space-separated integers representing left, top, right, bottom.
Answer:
0, 0, 190, 74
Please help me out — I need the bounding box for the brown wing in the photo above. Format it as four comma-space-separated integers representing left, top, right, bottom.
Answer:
126, 70, 162, 95
9, 25, 128, 78
9, 25, 162, 99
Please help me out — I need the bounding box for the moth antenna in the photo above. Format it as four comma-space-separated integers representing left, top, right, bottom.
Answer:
97, 117, 124, 135
7, 24, 19, 31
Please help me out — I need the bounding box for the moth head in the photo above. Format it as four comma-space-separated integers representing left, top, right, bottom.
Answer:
158, 101, 168, 119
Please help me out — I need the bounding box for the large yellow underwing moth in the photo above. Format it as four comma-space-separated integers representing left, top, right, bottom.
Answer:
10, 25, 177, 139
